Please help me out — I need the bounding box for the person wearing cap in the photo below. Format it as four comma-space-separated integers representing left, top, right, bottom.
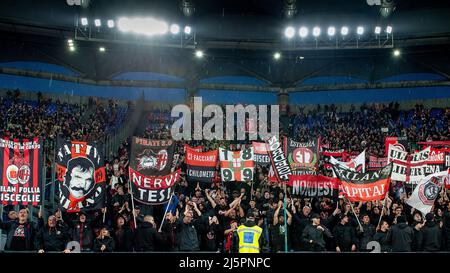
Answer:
386, 215, 414, 252
421, 212, 441, 252
333, 213, 357, 252
236, 212, 263, 253
301, 213, 332, 252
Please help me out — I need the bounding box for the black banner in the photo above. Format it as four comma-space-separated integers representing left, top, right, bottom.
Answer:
56, 138, 106, 213
130, 137, 175, 176
266, 135, 292, 183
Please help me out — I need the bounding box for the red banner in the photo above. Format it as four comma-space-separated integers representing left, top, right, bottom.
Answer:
332, 164, 392, 202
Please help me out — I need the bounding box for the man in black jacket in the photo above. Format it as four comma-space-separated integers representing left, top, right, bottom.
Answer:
301, 213, 333, 252
421, 213, 441, 252
333, 214, 357, 252
69, 212, 94, 252
36, 215, 71, 253
177, 210, 200, 251
0, 208, 38, 251
373, 220, 391, 252
386, 215, 414, 252
133, 215, 163, 252
357, 214, 376, 251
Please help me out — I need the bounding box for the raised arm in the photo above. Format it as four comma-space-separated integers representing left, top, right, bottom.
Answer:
273, 201, 282, 226
205, 189, 217, 209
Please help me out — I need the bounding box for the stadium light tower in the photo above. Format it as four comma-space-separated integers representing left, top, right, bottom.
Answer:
184, 25, 192, 35
94, 19, 101, 27
341, 26, 349, 36
284, 26, 295, 38
81, 17, 88, 26
195, 50, 204, 58
374, 26, 381, 35
312, 27, 321, 37
327, 26, 336, 36
299, 27, 308, 38
107, 20, 115, 28
273, 52, 281, 60
357, 26, 364, 35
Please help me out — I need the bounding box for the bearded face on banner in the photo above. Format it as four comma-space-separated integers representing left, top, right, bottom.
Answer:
63, 157, 96, 199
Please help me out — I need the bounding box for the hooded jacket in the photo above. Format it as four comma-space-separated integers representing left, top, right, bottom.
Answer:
302, 223, 332, 251
176, 215, 200, 251
387, 223, 414, 252
333, 223, 357, 251
421, 221, 441, 252
133, 222, 162, 252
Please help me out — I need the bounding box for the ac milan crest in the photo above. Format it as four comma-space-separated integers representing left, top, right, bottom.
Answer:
136, 149, 168, 171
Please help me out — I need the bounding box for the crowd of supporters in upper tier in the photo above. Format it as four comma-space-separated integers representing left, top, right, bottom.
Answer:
1, 90, 450, 252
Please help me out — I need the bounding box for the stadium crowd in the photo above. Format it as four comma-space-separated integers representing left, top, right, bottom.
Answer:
1, 92, 450, 253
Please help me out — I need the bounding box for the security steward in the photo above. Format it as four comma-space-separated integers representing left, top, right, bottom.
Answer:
237, 212, 263, 253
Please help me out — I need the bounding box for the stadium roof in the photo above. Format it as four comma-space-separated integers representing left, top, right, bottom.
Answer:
0, 0, 449, 85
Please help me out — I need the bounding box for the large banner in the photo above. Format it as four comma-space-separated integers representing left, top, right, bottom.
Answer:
332, 164, 392, 202
385, 136, 408, 156
219, 148, 254, 182
322, 149, 348, 170
288, 175, 339, 197
129, 168, 180, 204
267, 135, 292, 183
186, 149, 218, 183
368, 156, 388, 170
131, 138, 175, 176
252, 142, 271, 167
330, 150, 365, 173
0, 138, 43, 206
284, 138, 319, 175
388, 145, 437, 183
56, 139, 106, 213
406, 171, 449, 215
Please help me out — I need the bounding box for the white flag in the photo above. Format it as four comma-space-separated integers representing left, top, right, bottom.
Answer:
330, 150, 366, 173
405, 171, 449, 215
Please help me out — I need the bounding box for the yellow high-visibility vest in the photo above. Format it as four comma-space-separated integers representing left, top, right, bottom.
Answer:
237, 224, 262, 253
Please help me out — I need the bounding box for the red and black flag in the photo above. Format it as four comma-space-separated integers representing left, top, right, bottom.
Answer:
266, 135, 292, 183
130, 137, 175, 176
129, 168, 180, 205
332, 163, 392, 202
56, 138, 106, 213
186, 148, 218, 183
0, 137, 43, 206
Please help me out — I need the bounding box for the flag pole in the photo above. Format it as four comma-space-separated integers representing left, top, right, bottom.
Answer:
283, 181, 288, 253
377, 197, 387, 229
128, 177, 137, 229
158, 192, 174, 233
348, 199, 364, 232
102, 207, 107, 224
